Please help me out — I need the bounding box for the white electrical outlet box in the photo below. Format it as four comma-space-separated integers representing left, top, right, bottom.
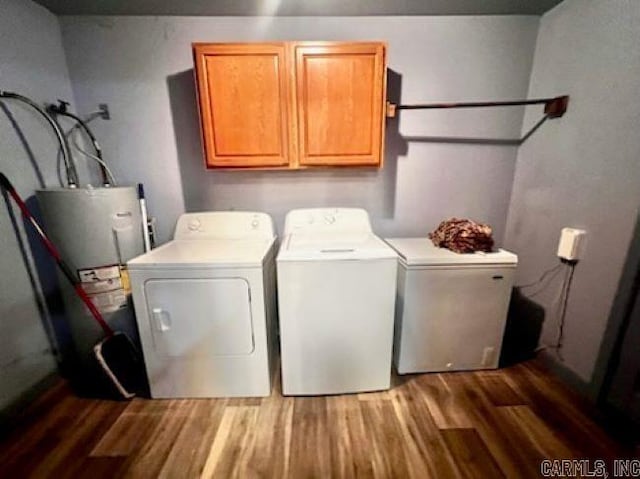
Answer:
557, 227, 586, 261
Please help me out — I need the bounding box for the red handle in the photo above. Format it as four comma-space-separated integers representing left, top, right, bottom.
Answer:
1, 172, 114, 336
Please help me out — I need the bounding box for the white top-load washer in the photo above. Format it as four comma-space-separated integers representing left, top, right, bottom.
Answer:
277, 208, 398, 395
128, 212, 277, 398
385, 238, 517, 374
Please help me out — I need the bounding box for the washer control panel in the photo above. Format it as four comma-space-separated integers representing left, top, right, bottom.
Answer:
283, 208, 373, 235
188, 218, 201, 231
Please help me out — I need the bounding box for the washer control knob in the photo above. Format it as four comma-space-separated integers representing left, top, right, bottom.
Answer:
251, 219, 259, 229
325, 214, 336, 224
188, 219, 201, 231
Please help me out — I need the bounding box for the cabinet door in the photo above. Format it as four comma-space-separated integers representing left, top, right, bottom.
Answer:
193, 43, 292, 168
294, 42, 386, 167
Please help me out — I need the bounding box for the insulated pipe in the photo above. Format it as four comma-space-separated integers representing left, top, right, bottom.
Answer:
0, 91, 79, 188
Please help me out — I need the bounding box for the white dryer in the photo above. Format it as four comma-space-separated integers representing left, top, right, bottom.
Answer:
128, 212, 277, 398
277, 208, 398, 395
385, 238, 517, 374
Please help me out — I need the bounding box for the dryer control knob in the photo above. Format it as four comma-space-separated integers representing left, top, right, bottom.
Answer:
251, 219, 260, 229
188, 219, 201, 231
324, 214, 336, 224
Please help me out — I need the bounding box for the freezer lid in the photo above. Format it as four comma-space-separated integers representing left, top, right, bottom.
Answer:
278, 232, 397, 261
128, 238, 274, 269
385, 237, 517, 266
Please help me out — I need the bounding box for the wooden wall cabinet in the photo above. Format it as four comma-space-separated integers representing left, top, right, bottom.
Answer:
193, 43, 291, 168
193, 41, 387, 169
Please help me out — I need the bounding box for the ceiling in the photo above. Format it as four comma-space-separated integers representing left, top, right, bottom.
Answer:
34, 0, 563, 16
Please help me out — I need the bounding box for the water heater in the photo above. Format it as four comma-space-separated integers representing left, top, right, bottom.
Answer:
36, 186, 145, 394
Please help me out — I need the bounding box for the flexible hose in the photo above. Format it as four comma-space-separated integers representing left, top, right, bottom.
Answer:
0, 91, 79, 188
70, 129, 117, 186
51, 108, 110, 186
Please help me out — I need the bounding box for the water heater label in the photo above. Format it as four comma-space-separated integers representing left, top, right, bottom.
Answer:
78, 264, 130, 314
83, 277, 123, 294
78, 265, 120, 283
91, 289, 128, 314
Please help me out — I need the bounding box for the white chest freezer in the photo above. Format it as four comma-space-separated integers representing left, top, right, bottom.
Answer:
385, 238, 517, 373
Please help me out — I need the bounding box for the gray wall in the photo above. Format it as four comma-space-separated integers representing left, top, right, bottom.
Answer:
0, 0, 79, 411
504, 0, 640, 382
59, 15, 539, 244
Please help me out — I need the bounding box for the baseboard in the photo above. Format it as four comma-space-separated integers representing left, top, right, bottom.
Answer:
537, 350, 593, 398
538, 351, 640, 447
0, 372, 60, 436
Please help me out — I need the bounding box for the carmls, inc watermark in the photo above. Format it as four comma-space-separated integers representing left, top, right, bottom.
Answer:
541, 459, 640, 478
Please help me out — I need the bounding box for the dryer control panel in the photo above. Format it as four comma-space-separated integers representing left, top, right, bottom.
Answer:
174, 212, 275, 240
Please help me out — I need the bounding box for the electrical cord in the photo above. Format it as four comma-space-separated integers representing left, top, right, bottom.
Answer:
517, 262, 563, 290
543, 263, 571, 356
534, 263, 568, 353
554, 261, 576, 359
533, 260, 577, 358
526, 266, 565, 299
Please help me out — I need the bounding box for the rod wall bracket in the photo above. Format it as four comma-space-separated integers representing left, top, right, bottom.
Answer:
544, 95, 569, 118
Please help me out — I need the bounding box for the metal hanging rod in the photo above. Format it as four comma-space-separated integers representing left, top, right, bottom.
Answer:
386, 95, 569, 119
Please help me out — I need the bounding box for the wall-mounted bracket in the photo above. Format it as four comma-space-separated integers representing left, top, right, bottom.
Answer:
543, 96, 569, 118
386, 102, 397, 118
98, 103, 110, 120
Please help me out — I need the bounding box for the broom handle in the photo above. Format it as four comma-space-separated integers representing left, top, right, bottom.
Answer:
0, 173, 114, 336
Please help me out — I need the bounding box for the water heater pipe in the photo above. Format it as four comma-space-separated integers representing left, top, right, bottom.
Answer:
48, 101, 111, 187
0, 91, 79, 188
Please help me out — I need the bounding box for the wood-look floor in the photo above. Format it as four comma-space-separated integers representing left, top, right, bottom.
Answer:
0, 359, 630, 478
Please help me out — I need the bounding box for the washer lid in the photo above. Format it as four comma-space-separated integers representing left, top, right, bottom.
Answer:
385, 237, 517, 266
278, 232, 397, 261
127, 238, 275, 269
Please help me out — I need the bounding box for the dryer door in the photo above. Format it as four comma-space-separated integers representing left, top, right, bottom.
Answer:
144, 278, 254, 358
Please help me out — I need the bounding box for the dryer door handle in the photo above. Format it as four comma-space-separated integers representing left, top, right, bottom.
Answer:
152, 308, 171, 332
